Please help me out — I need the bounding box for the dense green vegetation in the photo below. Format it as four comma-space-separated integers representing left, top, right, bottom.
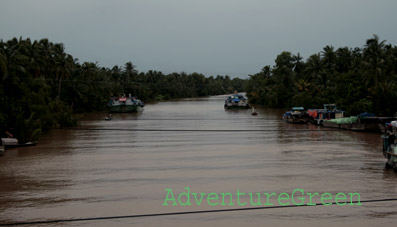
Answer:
3, 35, 395, 142
246, 35, 397, 117
0, 37, 245, 142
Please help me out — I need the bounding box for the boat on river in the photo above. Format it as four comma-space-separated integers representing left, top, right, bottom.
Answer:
108, 95, 145, 113
224, 93, 250, 109
307, 104, 344, 125
323, 113, 395, 132
359, 116, 396, 133
282, 107, 308, 123
382, 124, 397, 172
1, 138, 37, 149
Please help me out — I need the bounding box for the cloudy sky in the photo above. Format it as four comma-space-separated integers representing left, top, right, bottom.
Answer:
1, 0, 397, 77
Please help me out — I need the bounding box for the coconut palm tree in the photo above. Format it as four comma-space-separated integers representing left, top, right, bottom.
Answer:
53, 43, 74, 99
362, 35, 386, 86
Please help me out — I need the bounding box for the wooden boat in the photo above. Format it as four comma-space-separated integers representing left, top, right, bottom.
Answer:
5, 142, 37, 148
1, 138, 37, 149
324, 112, 396, 133
108, 94, 144, 113
224, 93, 250, 109
308, 104, 344, 125
282, 107, 308, 124
323, 118, 366, 131
359, 117, 396, 133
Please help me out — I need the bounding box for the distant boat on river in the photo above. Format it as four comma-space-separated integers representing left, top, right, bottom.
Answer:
282, 107, 308, 123
108, 94, 145, 113
224, 93, 250, 109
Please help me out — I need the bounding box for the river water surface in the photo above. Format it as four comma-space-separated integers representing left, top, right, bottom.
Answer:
1, 95, 397, 226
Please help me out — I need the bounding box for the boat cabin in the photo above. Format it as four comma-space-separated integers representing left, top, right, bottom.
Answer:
308, 104, 344, 125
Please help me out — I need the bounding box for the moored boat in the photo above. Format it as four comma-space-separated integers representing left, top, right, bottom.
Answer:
282, 107, 308, 124
324, 113, 396, 132
224, 93, 250, 109
5, 142, 38, 148
360, 116, 396, 133
308, 104, 344, 125
108, 95, 145, 113
323, 116, 365, 131
1, 138, 37, 149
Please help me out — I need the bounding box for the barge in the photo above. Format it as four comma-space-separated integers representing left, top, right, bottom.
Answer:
224, 93, 250, 109
108, 95, 145, 113
307, 104, 344, 125
282, 107, 308, 124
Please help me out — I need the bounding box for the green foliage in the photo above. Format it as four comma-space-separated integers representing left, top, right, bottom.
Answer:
246, 35, 397, 116
0, 37, 245, 142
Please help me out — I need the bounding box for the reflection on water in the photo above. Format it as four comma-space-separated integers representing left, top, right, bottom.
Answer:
1, 95, 397, 226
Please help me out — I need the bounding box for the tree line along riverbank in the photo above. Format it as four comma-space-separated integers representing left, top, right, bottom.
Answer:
245, 35, 397, 118
2, 35, 396, 143
0, 37, 246, 143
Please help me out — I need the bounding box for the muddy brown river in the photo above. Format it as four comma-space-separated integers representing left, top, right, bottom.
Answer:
1, 95, 397, 226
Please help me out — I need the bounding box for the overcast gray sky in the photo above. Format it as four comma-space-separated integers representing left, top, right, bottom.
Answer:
1, 0, 397, 78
